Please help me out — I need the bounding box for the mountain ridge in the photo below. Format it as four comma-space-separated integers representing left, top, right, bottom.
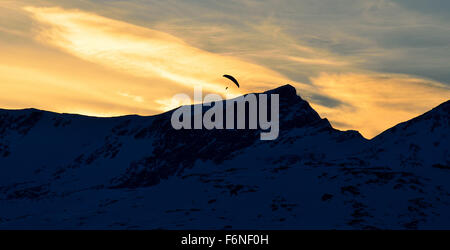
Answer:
0, 84, 449, 229
2, 84, 446, 140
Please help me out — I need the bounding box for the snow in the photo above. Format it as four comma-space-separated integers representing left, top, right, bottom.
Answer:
0, 86, 449, 229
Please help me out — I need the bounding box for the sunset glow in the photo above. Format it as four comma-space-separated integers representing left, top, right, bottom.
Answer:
1, 1, 449, 138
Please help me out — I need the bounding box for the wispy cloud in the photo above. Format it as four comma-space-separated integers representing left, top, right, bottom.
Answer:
286, 56, 346, 66
24, 6, 294, 98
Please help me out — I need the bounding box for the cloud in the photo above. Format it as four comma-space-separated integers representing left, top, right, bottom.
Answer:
23, 6, 296, 98
286, 56, 347, 66
309, 73, 450, 138
0, 49, 160, 116
117, 92, 144, 103
391, 0, 450, 19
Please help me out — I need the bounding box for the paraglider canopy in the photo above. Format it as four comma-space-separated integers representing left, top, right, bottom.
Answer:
223, 74, 240, 88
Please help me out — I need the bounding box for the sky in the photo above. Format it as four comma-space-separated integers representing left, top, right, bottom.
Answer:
1, 0, 449, 138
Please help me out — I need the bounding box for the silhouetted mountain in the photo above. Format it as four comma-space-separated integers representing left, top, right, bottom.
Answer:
0, 85, 448, 229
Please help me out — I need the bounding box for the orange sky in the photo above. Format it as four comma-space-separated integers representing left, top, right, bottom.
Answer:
1, 1, 449, 138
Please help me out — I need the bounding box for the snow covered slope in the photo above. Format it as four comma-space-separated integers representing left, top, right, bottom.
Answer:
0, 85, 448, 229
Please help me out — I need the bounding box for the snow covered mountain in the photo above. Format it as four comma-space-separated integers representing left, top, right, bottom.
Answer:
0, 85, 448, 229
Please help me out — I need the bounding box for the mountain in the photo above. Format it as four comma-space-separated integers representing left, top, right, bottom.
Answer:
0, 85, 448, 229
370, 100, 450, 168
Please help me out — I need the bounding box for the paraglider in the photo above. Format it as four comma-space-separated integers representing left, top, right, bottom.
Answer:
223, 74, 240, 88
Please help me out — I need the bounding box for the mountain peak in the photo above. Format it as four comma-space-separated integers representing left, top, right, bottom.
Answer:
264, 84, 297, 97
